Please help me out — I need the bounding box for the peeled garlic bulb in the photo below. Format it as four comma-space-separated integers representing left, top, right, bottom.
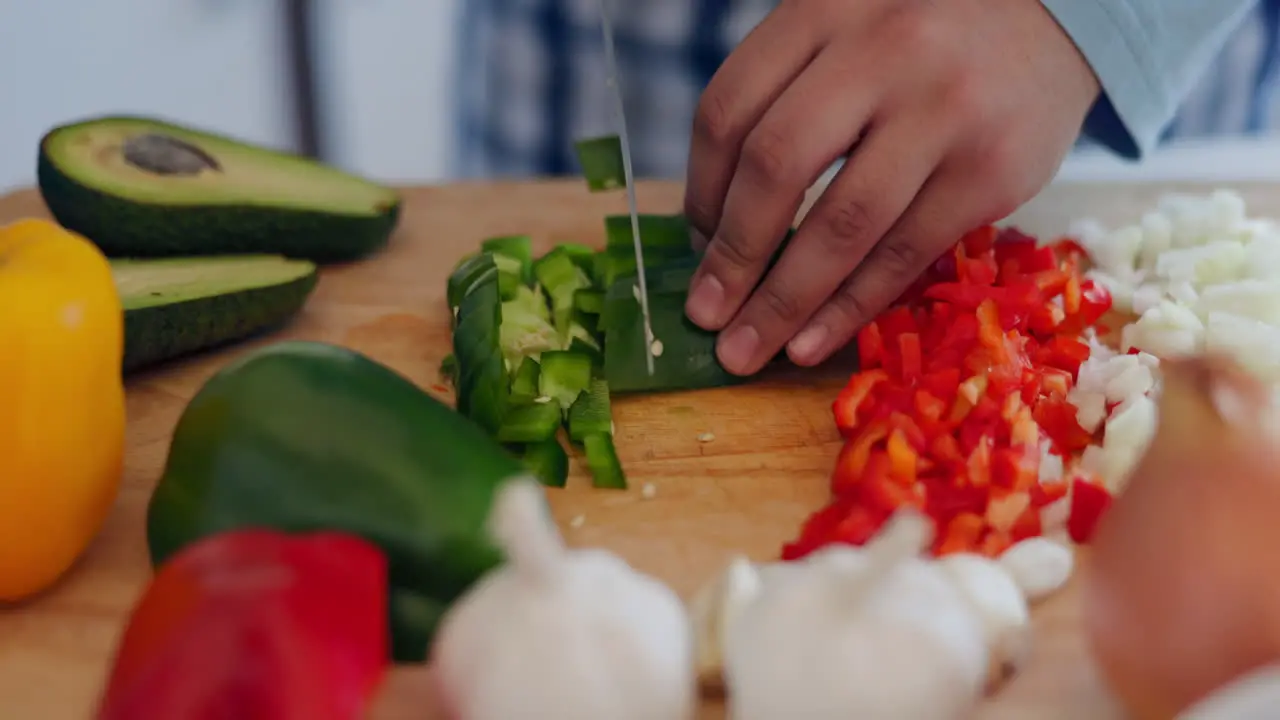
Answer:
724, 511, 989, 720
430, 478, 696, 720
936, 553, 1032, 690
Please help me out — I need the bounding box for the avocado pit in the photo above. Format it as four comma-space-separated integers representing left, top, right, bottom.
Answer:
122, 133, 221, 176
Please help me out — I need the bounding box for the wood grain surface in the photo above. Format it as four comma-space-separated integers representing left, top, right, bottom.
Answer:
2, 178, 1275, 719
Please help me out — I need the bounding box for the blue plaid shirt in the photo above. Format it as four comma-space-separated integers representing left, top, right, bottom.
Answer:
452, 0, 1280, 180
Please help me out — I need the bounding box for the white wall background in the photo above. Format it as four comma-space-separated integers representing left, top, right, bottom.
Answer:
0, 0, 463, 194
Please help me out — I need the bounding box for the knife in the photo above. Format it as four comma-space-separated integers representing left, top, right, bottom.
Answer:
596, 0, 656, 376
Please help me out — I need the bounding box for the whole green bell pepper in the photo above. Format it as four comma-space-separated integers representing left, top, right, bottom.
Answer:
146, 340, 524, 662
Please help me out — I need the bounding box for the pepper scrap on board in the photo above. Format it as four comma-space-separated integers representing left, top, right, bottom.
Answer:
97, 529, 388, 720
783, 226, 1116, 561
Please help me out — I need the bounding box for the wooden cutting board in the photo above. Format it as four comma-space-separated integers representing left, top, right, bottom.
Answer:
3, 178, 1277, 719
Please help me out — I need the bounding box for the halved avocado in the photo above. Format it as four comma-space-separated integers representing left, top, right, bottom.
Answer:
115, 255, 319, 372
38, 115, 401, 263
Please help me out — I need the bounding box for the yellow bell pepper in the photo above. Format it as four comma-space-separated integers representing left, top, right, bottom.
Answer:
0, 218, 125, 602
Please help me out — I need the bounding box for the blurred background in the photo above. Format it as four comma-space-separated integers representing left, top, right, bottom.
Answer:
0, 0, 463, 192
6, 0, 1280, 194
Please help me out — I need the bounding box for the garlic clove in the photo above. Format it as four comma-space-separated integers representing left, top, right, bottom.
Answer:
937, 553, 1033, 692
998, 538, 1075, 603
430, 477, 697, 720
688, 555, 763, 693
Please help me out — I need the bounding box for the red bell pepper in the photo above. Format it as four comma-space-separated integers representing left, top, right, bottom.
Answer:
1067, 477, 1114, 543
97, 530, 388, 720
785, 224, 1115, 561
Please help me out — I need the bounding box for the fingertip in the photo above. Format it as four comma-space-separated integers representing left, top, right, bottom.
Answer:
685, 272, 727, 329
786, 324, 828, 365
716, 324, 761, 376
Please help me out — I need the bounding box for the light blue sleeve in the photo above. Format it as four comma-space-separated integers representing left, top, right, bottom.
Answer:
1039, 0, 1258, 159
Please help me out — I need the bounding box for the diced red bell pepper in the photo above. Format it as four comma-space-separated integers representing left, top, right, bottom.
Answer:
923, 282, 1006, 309
1051, 238, 1091, 269
960, 225, 998, 256
913, 389, 947, 428
896, 332, 923, 383
1035, 335, 1091, 375
965, 436, 993, 488
885, 428, 918, 484
877, 305, 919, 341
832, 369, 888, 436
1029, 479, 1069, 507
1067, 477, 1114, 543
1057, 278, 1114, 335
978, 530, 1015, 558
1008, 506, 1043, 542
857, 321, 885, 369
922, 480, 987, 522
781, 500, 887, 559
97, 530, 388, 720
995, 239, 1058, 275
985, 488, 1032, 532
831, 420, 890, 496
1062, 275, 1083, 315
780, 500, 850, 560
920, 368, 962, 403
958, 254, 999, 286
1034, 397, 1095, 453
887, 411, 929, 450
949, 375, 989, 423
991, 446, 1039, 491
860, 467, 925, 514
928, 433, 967, 470
935, 512, 986, 555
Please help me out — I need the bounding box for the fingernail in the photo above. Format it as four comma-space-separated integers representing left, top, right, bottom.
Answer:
788, 324, 828, 363
686, 273, 725, 328
718, 325, 760, 374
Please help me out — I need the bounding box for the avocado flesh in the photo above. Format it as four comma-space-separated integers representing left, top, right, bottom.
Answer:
38, 115, 401, 263
114, 255, 319, 373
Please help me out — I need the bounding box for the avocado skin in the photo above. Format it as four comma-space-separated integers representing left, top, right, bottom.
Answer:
122, 267, 320, 373
36, 137, 401, 264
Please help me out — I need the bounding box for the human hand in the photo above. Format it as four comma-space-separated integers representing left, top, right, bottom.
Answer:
682, 0, 1100, 375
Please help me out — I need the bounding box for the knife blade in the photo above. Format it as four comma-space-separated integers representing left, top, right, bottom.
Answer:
596, 0, 656, 376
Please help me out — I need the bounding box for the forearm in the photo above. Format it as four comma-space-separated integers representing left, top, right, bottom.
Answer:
1039, 0, 1257, 158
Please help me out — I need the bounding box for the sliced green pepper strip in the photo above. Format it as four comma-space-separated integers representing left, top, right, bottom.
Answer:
583, 433, 626, 490
521, 437, 570, 488
496, 401, 563, 443
573, 135, 626, 192
590, 251, 609, 289
538, 350, 594, 410
568, 378, 612, 442
509, 357, 540, 404
603, 290, 742, 393
451, 255, 509, 432
555, 242, 597, 274
499, 285, 559, 368
481, 234, 534, 284
604, 213, 691, 251
574, 289, 605, 315
446, 253, 496, 314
